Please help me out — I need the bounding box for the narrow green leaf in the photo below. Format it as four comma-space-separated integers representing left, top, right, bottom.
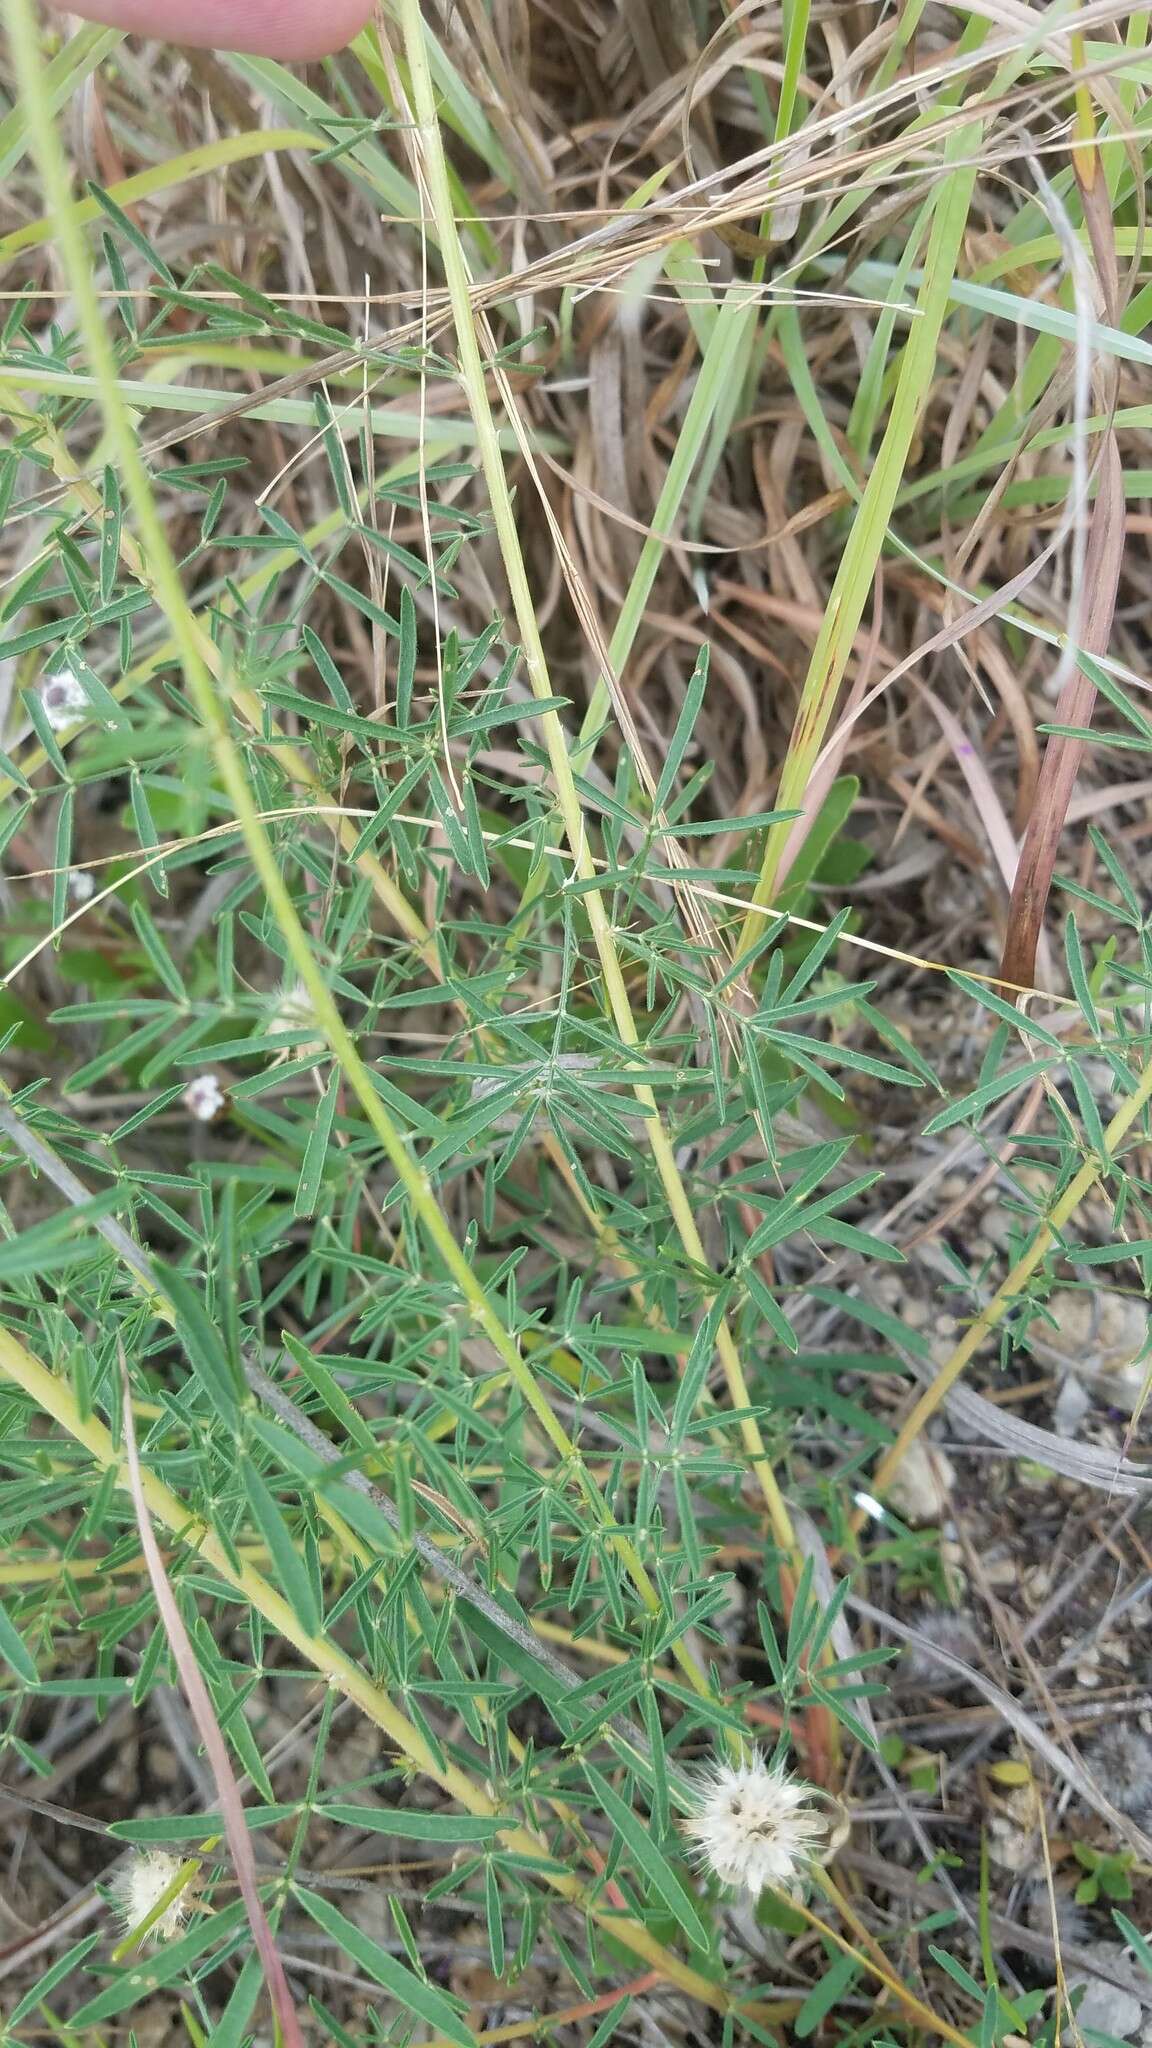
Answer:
211, 1950, 266, 2048
923, 1056, 1056, 1136
318, 1806, 504, 1841
158, 1261, 243, 1426
279, 1335, 377, 1455
86, 179, 176, 284
1064, 913, 1100, 1036
51, 782, 74, 942
240, 1460, 321, 1637
0, 1595, 38, 1683
670, 1295, 726, 1445
108, 1808, 297, 1841
745, 1266, 800, 1353
946, 970, 1064, 1048
294, 1068, 339, 1217
99, 464, 122, 604
131, 901, 184, 998
129, 772, 167, 897
295, 1888, 475, 2047
8, 1933, 102, 2025
395, 581, 417, 727
1113, 1911, 1152, 1981
303, 623, 354, 711
655, 645, 709, 813
582, 1767, 710, 1950
795, 1950, 859, 2037
485, 1857, 505, 1976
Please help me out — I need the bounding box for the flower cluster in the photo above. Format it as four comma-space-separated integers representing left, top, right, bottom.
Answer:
1084, 1724, 1152, 1821
111, 1851, 192, 1944
40, 666, 89, 732
268, 979, 323, 1056
184, 1072, 226, 1123
683, 1752, 827, 1900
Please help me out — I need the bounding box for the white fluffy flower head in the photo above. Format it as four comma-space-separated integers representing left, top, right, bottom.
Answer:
183, 1072, 226, 1123
112, 1851, 191, 1944
40, 665, 89, 733
268, 980, 323, 1056
683, 1752, 827, 1899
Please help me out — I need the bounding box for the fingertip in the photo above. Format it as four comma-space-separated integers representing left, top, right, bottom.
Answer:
248, 0, 376, 58
54, 0, 376, 58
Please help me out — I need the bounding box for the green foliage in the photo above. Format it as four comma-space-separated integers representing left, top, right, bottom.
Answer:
1073, 1843, 1135, 1907
2, 3, 1152, 2045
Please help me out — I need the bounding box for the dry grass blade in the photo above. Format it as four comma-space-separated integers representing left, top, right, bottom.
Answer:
999, 438, 1125, 992
114, 1350, 307, 2048
7, 0, 1152, 2034
888, 1320, 1152, 1500
847, 1595, 1152, 1862
999, 126, 1127, 994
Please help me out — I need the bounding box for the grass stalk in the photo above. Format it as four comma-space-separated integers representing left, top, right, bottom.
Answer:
3, 0, 709, 1703
737, 123, 982, 948
858, 1041, 1152, 1529
391, 0, 808, 1596
0, 1319, 738, 2019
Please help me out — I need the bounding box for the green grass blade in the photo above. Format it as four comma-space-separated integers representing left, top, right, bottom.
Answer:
295, 1889, 475, 2047
739, 128, 982, 950
0, 21, 120, 180
573, 282, 757, 772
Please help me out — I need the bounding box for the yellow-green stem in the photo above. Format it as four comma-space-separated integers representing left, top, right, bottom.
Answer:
0, 1311, 959, 2041
391, 0, 805, 1592
4, 0, 707, 1700
861, 1044, 1152, 1525
0, 1320, 731, 2016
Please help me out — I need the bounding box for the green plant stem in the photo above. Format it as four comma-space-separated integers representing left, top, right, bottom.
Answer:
737, 122, 981, 948
0, 1318, 736, 2018
860, 1042, 1152, 1526
3, 0, 706, 1703
0, 1298, 961, 2043
794, 1877, 975, 2048
5, 409, 442, 982
391, 0, 807, 1595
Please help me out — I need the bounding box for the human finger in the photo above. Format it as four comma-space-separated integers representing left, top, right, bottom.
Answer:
53, 0, 374, 59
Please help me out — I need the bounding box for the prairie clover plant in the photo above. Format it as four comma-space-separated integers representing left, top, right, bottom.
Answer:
2, 1, 1152, 2042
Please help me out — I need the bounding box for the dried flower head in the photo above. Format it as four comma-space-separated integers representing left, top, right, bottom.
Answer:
183, 1072, 226, 1123
682, 1752, 827, 1900
1083, 1724, 1152, 1818
40, 666, 89, 733
268, 980, 323, 1056
1022, 1881, 1089, 1948
902, 1609, 982, 1687
111, 1851, 191, 1944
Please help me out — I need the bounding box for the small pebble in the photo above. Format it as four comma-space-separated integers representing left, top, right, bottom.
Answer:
885, 1441, 956, 1525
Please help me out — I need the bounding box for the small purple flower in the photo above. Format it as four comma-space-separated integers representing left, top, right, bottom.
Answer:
39, 666, 88, 732
184, 1073, 226, 1123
